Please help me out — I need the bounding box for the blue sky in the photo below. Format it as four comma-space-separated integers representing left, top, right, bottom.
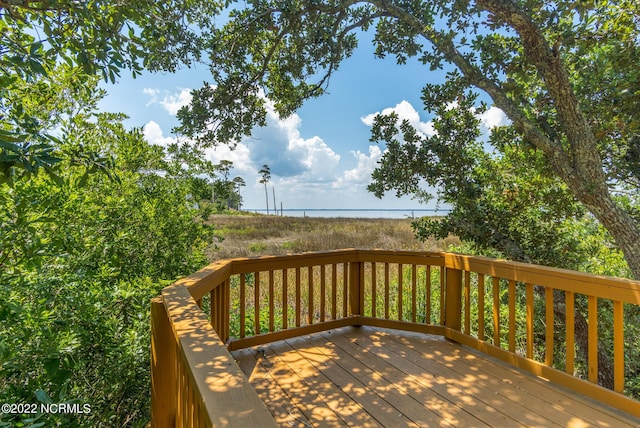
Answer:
99, 30, 506, 212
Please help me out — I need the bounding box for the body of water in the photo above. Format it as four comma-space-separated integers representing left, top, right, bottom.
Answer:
243, 208, 450, 219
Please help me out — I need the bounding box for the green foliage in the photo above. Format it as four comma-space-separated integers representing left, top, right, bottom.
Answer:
248, 242, 268, 253
0, 0, 221, 182
0, 82, 214, 426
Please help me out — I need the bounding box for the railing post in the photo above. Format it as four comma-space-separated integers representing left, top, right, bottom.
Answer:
349, 261, 364, 316
210, 280, 231, 343
151, 296, 176, 427
445, 267, 463, 331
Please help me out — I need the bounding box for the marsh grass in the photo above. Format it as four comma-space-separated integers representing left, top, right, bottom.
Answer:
207, 215, 458, 259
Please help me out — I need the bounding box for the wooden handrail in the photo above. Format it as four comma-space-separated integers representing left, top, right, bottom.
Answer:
151, 249, 640, 425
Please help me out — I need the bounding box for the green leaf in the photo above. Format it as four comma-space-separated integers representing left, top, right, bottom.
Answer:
34, 389, 53, 405
29, 41, 43, 56
28, 59, 48, 77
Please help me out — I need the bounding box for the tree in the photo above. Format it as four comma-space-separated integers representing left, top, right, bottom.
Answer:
207, 160, 248, 211
259, 164, 271, 215
0, 0, 219, 180
232, 176, 246, 210
175, 0, 640, 278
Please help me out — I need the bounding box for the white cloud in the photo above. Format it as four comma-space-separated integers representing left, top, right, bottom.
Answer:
289, 136, 340, 172
204, 143, 253, 173
333, 145, 383, 188
241, 97, 340, 181
143, 121, 176, 146
143, 87, 193, 116
141, 96, 346, 208
159, 88, 193, 116
361, 100, 436, 138
478, 106, 509, 130
143, 88, 160, 106
363, 100, 510, 143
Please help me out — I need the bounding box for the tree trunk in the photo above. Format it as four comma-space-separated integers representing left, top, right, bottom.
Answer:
474, 0, 640, 279
574, 187, 640, 279
263, 183, 269, 215
272, 186, 276, 216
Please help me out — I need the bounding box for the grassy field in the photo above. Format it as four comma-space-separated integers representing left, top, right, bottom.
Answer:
206, 214, 459, 260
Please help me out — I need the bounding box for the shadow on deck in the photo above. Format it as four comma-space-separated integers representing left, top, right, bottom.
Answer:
233, 326, 638, 428
151, 250, 640, 427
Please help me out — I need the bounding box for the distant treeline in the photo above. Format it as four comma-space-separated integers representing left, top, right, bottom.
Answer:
245, 208, 451, 218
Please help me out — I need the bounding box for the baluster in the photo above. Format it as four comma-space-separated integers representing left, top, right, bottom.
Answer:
440, 266, 446, 325
464, 271, 471, 335
320, 264, 326, 322
508, 280, 516, 352
372, 262, 377, 318
588, 295, 598, 382
295, 267, 301, 327
565, 291, 574, 374
426, 266, 432, 324
342, 263, 348, 318
493, 277, 500, 346
308, 266, 314, 324
269, 270, 274, 332
240, 275, 246, 339
331, 264, 337, 320
398, 263, 403, 321
254, 272, 260, 335
384, 263, 390, 319
614, 300, 624, 392
545, 287, 554, 366
411, 265, 417, 323
525, 283, 533, 358
223, 278, 230, 342
282, 269, 288, 330
209, 289, 217, 334
478, 274, 485, 341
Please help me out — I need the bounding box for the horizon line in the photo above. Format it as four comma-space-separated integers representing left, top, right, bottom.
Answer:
242, 208, 450, 211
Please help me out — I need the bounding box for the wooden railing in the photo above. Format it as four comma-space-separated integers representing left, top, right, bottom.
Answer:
151, 249, 640, 426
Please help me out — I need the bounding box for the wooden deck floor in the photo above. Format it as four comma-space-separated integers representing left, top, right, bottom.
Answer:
231, 326, 640, 428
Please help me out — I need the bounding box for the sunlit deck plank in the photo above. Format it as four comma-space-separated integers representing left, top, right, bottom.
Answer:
313, 330, 487, 427
284, 338, 413, 427
378, 331, 636, 427
252, 343, 346, 427
403, 328, 636, 428
232, 326, 640, 428
269, 339, 384, 427
371, 329, 560, 427
233, 348, 310, 427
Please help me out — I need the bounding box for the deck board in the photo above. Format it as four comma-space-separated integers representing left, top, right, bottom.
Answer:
231, 326, 640, 428
389, 330, 630, 428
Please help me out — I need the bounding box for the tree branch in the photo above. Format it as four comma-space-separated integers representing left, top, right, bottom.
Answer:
475, 0, 606, 189
369, 0, 574, 181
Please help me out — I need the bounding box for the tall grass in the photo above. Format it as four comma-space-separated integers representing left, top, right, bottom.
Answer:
207, 215, 457, 259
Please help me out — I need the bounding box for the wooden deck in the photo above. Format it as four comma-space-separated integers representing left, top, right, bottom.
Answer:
232, 326, 640, 428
